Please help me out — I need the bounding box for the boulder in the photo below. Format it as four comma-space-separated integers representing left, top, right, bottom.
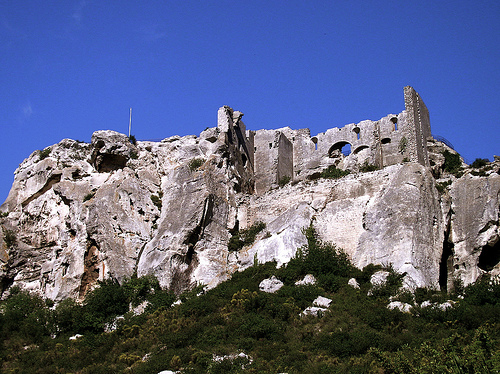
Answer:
370, 271, 390, 287
259, 276, 284, 293
348, 278, 360, 289
313, 296, 332, 308
295, 274, 316, 286
387, 301, 412, 313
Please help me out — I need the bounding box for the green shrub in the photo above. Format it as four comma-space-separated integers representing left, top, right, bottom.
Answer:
81, 279, 129, 332
463, 275, 500, 306
1, 288, 53, 342
369, 265, 406, 298
128, 135, 137, 145
279, 224, 356, 290
471, 158, 489, 168
470, 169, 487, 177
123, 275, 160, 307
189, 158, 206, 171
442, 150, 462, 176
54, 298, 85, 334
320, 165, 350, 179
228, 222, 266, 251
39, 147, 51, 160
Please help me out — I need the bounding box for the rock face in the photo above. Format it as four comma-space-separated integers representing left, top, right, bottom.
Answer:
1, 87, 499, 301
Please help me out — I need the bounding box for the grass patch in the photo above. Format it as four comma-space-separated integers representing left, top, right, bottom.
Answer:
320, 165, 350, 179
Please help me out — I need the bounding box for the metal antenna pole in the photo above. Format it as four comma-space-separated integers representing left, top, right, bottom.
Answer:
128, 107, 132, 137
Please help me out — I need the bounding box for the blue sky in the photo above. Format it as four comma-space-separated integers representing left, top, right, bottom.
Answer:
1, 1, 499, 203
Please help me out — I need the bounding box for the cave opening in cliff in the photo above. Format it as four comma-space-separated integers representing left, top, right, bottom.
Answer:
478, 240, 500, 272
97, 154, 128, 172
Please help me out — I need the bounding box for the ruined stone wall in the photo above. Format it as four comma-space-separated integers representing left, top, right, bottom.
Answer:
378, 112, 408, 167
278, 127, 314, 179
253, 130, 281, 194
250, 86, 432, 194
404, 86, 431, 167
276, 133, 293, 183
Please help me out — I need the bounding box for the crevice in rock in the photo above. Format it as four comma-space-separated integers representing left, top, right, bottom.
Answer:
478, 220, 499, 234
439, 210, 454, 292
182, 194, 215, 264
134, 242, 149, 277
21, 173, 62, 208
78, 237, 101, 298
478, 239, 500, 272
54, 189, 71, 207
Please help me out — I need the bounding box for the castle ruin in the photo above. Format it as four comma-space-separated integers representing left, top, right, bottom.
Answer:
216, 86, 432, 195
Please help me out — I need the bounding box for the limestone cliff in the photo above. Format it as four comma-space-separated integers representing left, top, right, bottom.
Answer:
1, 89, 499, 301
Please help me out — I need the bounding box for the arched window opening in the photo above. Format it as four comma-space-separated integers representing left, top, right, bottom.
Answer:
353, 145, 369, 154
381, 138, 391, 144
269, 143, 273, 149
329, 141, 351, 157
311, 137, 318, 151
353, 127, 360, 140
391, 117, 398, 131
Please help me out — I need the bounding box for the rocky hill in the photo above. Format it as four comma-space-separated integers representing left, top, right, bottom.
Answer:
1, 87, 499, 301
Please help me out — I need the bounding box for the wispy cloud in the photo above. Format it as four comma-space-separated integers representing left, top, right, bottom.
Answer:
72, 0, 88, 25
20, 101, 33, 123
139, 24, 167, 43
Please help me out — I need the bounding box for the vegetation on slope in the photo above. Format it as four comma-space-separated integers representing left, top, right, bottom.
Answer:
1, 227, 500, 373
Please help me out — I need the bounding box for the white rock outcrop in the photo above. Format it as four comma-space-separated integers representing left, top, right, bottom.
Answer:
301, 296, 333, 317
370, 271, 390, 287
387, 301, 412, 313
1, 102, 499, 301
259, 276, 284, 293
313, 296, 332, 308
295, 274, 316, 286
348, 278, 360, 289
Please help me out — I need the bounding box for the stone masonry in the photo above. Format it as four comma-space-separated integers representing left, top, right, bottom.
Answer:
219, 86, 433, 194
